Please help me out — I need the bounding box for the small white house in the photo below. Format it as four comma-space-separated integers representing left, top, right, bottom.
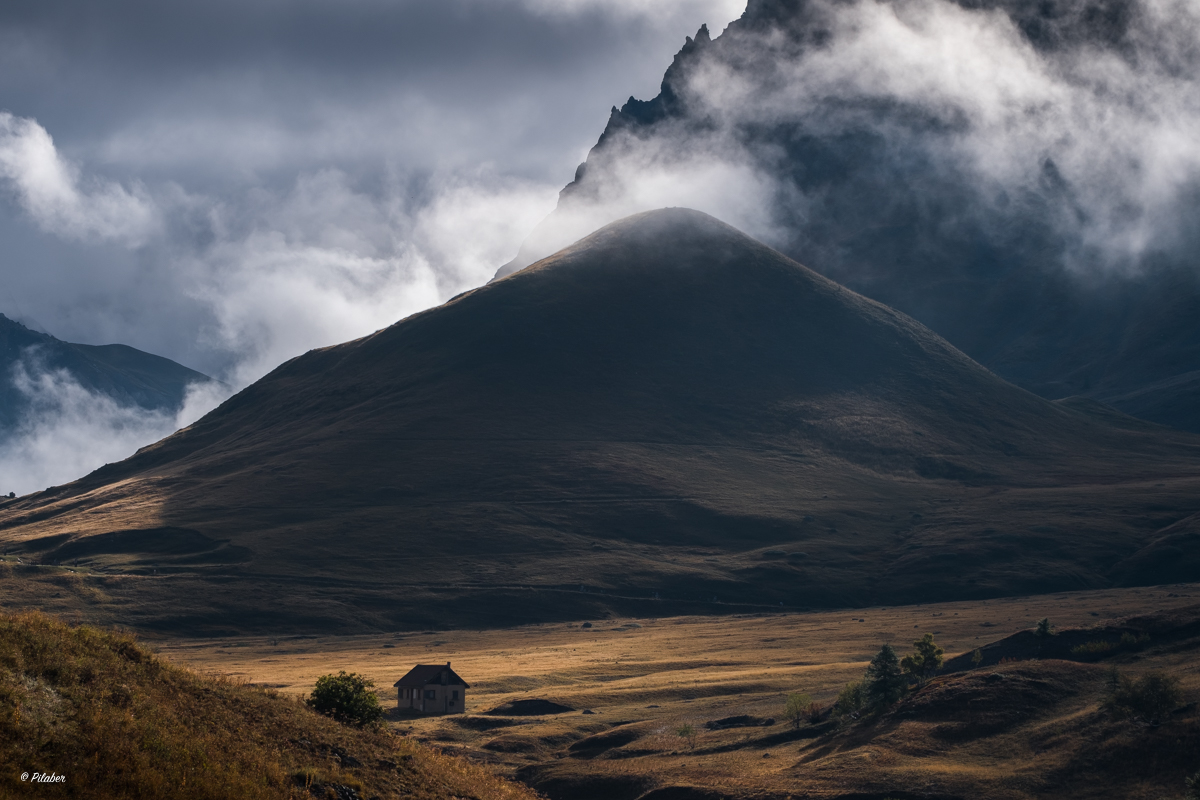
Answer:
393, 662, 469, 715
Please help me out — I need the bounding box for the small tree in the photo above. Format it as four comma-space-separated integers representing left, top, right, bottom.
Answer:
784, 692, 813, 729
971, 648, 983, 668
307, 671, 384, 727
1035, 618, 1054, 637
833, 681, 865, 717
1186, 769, 1200, 800
675, 723, 697, 750
865, 644, 906, 708
900, 633, 944, 685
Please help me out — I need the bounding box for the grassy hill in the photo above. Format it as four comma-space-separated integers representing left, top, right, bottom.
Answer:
0, 209, 1198, 634
0, 610, 539, 800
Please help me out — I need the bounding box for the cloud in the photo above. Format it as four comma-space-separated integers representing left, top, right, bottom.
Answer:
519, 0, 745, 24
0, 111, 563, 481
0, 356, 231, 497
522, 0, 1200, 278
185, 168, 559, 384
0, 112, 158, 245
0, 1, 754, 490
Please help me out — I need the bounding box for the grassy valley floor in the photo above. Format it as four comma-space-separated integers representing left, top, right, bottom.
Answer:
152, 584, 1200, 800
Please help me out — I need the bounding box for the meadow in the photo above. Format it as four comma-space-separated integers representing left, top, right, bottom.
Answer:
156, 583, 1200, 800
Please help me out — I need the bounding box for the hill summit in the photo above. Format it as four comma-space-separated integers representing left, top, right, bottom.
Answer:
1, 209, 1197, 633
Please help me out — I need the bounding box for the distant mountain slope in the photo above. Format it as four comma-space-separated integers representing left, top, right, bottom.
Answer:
0, 210, 1197, 634
0, 314, 214, 429
497, 0, 1200, 432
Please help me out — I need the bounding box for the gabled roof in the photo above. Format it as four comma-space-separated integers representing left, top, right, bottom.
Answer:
393, 663, 470, 689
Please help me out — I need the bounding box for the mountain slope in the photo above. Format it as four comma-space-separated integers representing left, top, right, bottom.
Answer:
496, 0, 1200, 432
0, 209, 1197, 633
0, 314, 214, 430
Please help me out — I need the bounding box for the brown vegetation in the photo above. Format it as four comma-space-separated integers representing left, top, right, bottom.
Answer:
0, 611, 540, 800
149, 585, 1200, 800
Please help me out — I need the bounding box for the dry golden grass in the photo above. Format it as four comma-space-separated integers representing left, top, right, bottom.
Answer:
0, 611, 542, 800
152, 583, 1200, 800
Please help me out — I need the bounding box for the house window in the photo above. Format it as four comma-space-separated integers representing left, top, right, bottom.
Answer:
451, 690, 459, 701
424, 689, 436, 700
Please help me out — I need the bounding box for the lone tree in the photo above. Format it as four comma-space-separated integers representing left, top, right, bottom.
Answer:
675, 723, 697, 750
784, 693, 813, 729
308, 671, 384, 727
1035, 618, 1054, 637
900, 633, 944, 686
865, 644, 906, 708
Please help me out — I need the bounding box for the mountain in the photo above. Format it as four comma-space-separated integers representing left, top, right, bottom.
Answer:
1, 209, 1198, 634
496, 0, 1200, 432
0, 313, 214, 430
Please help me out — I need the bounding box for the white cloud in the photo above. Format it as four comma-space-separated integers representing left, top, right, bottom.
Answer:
0, 358, 230, 497
529, 0, 1200, 275
519, 0, 745, 24
185, 168, 559, 384
0, 112, 158, 246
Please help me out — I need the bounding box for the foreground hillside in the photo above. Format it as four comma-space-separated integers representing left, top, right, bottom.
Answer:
0, 209, 1198, 634
0, 611, 539, 800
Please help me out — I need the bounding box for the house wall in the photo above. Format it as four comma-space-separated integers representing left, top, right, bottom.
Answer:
396, 684, 466, 714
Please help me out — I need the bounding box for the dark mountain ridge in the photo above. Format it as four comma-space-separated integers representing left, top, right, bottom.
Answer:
497, 0, 1200, 432
0, 209, 1196, 634
0, 313, 214, 430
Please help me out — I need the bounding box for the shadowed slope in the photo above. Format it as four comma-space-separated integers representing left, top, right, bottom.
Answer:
0, 209, 1198, 633
0, 314, 214, 430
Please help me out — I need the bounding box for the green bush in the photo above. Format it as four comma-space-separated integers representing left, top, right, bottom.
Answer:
1119, 631, 1150, 650
1071, 632, 1151, 660
1103, 669, 1182, 725
1070, 640, 1116, 658
833, 681, 865, 717
307, 671, 384, 728
1186, 769, 1200, 800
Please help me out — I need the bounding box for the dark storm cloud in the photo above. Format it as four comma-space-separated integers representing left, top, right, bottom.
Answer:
0, 0, 746, 493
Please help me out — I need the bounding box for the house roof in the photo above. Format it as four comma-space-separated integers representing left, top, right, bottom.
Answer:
393, 663, 470, 689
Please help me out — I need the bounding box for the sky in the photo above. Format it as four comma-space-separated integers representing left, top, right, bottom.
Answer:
0, 0, 746, 494
4, 0, 1200, 494
0, 0, 747, 382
